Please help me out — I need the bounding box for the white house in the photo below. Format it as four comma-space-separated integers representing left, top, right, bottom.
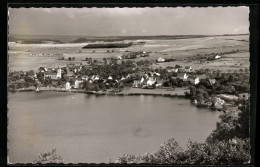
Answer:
44, 70, 61, 80
177, 73, 188, 80
74, 80, 80, 89
126, 74, 131, 79
185, 66, 194, 72
140, 77, 145, 84
215, 55, 221, 59
92, 75, 100, 81
153, 72, 161, 76
117, 55, 122, 60
133, 80, 141, 87
215, 98, 225, 106
209, 78, 216, 85
108, 76, 113, 80
65, 82, 71, 90
147, 77, 156, 86
157, 57, 165, 62
195, 77, 200, 85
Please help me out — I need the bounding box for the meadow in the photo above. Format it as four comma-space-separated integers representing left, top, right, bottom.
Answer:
8, 34, 249, 72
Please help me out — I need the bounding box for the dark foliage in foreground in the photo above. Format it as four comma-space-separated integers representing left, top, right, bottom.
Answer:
33, 148, 63, 164
116, 99, 250, 164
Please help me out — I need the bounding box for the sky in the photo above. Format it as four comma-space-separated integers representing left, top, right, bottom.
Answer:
8, 7, 249, 36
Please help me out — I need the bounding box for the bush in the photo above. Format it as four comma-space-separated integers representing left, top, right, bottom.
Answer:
33, 148, 63, 164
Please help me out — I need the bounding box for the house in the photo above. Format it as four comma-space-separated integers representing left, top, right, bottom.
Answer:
126, 74, 131, 79
140, 77, 145, 84
156, 80, 163, 87
92, 75, 100, 81
81, 75, 89, 81
167, 68, 178, 73
117, 59, 123, 65
133, 80, 141, 87
208, 78, 216, 85
147, 77, 156, 86
65, 82, 71, 90
108, 76, 113, 80
157, 57, 165, 62
121, 76, 126, 81
44, 69, 61, 80
74, 80, 79, 89
185, 66, 194, 72
206, 101, 212, 107
215, 55, 221, 59
177, 73, 188, 80
196, 74, 207, 82
195, 77, 200, 85
143, 74, 149, 80
66, 70, 74, 77
117, 55, 122, 60
74, 79, 83, 89
74, 65, 82, 72
153, 72, 160, 76
188, 75, 199, 85
215, 98, 225, 106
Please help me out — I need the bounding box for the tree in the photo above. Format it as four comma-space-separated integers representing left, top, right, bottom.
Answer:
196, 94, 204, 105
236, 99, 250, 139
175, 64, 182, 68
33, 148, 63, 164
244, 67, 249, 73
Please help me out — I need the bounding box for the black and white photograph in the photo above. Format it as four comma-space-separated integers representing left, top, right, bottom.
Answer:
7, 6, 252, 164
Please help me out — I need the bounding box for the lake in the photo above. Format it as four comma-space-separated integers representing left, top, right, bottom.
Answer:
8, 92, 220, 163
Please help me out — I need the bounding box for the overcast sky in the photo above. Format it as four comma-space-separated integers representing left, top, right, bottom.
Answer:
8, 7, 249, 36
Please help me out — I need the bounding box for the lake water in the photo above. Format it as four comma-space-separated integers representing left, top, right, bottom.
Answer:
8, 92, 220, 163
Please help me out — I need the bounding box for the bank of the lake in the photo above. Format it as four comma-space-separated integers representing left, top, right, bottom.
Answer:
8, 91, 220, 163
12, 86, 188, 97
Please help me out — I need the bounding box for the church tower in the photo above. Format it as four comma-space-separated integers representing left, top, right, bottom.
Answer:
57, 67, 62, 79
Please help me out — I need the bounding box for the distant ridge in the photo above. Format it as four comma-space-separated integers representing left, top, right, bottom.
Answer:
9, 34, 249, 44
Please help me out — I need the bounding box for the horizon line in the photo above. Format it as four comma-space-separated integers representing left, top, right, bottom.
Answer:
9, 33, 249, 37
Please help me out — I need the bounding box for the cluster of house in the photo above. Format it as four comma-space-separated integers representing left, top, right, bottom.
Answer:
194, 97, 225, 108
132, 70, 216, 89
34, 63, 135, 90
132, 71, 162, 88
33, 62, 218, 91
120, 51, 149, 59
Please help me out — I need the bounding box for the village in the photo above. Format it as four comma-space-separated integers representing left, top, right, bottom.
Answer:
7, 7, 252, 165
8, 53, 250, 111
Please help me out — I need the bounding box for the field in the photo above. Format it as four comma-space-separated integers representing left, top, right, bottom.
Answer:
8, 34, 249, 72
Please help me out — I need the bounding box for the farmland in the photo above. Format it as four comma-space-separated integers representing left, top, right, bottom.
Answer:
8, 34, 249, 72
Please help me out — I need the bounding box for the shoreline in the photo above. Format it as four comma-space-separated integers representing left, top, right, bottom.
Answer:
9, 87, 234, 111
10, 87, 188, 97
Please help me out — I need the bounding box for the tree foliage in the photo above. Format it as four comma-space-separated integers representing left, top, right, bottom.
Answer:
33, 148, 63, 164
